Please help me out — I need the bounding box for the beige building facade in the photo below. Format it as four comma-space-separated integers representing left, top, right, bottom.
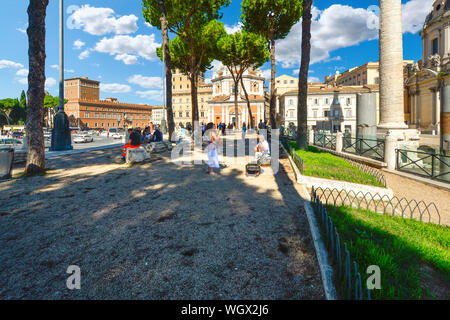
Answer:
279, 85, 380, 135
171, 69, 212, 126
405, 0, 450, 150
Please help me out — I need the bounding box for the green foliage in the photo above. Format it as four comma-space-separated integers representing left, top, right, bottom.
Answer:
157, 20, 227, 76
143, 0, 230, 39
217, 30, 270, 74
43, 94, 67, 109
0, 98, 19, 125
241, 0, 303, 41
325, 205, 450, 299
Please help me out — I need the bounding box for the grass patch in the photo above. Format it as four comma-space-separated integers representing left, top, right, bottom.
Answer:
325, 205, 450, 299
287, 141, 384, 187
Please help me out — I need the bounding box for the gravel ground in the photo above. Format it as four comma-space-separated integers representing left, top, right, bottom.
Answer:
383, 171, 450, 226
0, 135, 325, 300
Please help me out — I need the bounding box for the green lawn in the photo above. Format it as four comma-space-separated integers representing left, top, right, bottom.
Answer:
325, 205, 450, 299
286, 141, 384, 187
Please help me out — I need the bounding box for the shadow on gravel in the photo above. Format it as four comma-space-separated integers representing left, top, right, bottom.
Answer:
0, 141, 325, 300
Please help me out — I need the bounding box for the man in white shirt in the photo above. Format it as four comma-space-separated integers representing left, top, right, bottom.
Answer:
254, 134, 270, 164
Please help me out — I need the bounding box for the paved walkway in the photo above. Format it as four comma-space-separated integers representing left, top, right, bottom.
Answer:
0, 135, 324, 299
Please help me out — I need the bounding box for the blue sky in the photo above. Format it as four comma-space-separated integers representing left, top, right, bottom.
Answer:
0, 0, 433, 105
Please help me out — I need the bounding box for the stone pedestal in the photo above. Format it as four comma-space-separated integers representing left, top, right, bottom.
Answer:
49, 111, 73, 151
308, 129, 315, 145
335, 132, 343, 153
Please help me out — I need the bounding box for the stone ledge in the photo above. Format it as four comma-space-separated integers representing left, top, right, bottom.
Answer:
382, 168, 450, 191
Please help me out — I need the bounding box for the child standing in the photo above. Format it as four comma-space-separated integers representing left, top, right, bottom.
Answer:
207, 125, 220, 176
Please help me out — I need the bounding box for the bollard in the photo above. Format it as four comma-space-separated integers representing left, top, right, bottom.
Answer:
0, 148, 14, 180
335, 132, 343, 153
384, 131, 397, 170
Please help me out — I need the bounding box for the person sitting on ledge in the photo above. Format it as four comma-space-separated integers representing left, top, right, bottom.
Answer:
152, 126, 163, 142
254, 134, 270, 164
122, 128, 141, 160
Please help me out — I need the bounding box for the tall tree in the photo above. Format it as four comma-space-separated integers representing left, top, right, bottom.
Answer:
143, 0, 230, 127
156, 20, 226, 126
142, 0, 175, 141
0, 99, 18, 125
217, 31, 269, 129
241, 0, 302, 129
44, 95, 67, 128
296, 0, 312, 150
26, 0, 48, 174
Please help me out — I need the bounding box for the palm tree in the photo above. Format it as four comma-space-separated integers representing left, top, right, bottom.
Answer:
26, 0, 48, 174
156, 0, 175, 141
296, 0, 312, 150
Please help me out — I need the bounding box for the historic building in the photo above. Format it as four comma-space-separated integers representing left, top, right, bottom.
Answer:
171, 69, 212, 126
279, 85, 380, 135
207, 66, 267, 127
405, 0, 450, 150
324, 61, 414, 87
64, 77, 156, 130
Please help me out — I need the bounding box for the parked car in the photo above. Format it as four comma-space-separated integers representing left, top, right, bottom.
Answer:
111, 133, 122, 139
12, 132, 24, 138
73, 135, 94, 143
0, 138, 23, 150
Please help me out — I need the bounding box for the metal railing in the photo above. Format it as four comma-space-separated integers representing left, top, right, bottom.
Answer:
396, 149, 450, 183
314, 132, 336, 150
311, 186, 442, 299
282, 138, 386, 187
312, 187, 441, 225
311, 188, 372, 300
343, 136, 385, 162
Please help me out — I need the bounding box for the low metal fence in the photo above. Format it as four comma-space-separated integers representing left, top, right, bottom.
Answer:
312, 187, 441, 225
311, 186, 442, 299
396, 149, 450, 183
314, 132, 336, 150
311, 188, 372, 300
343, 136, 385, 162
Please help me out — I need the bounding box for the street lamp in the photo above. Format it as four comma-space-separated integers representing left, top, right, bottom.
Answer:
161, 48, 168, 135
50, 0, 72, 151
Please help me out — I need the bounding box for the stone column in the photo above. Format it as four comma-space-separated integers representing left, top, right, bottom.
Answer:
442, 84, 450, 152
384, 131, 398, 170
378, 0, 408, 130
415, 89, 421, 129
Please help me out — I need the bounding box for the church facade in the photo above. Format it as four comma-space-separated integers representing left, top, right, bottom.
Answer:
207, 66, 267, 128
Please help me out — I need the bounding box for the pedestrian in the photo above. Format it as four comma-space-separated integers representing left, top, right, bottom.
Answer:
206, 123, 220, 176
242, 122, 247, 140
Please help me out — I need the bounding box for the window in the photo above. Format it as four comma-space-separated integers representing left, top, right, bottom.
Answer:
186, 111, 190, 117
179, 112, 182, 117
289, 99, 293, 106
334, 110, 339, 117
346, 98, 351, 105
85, 112, 90, 118
284, 80, 287, 84
314, 98, 319, 105
289, 110, 294, 118
201, 112, 204, 117
290, 80, 294, 84
432, 38, 439, 55
324, 110, 330, 117
345, 109, 352, 117
313, 110, 318, 118
325, 98, 329, 104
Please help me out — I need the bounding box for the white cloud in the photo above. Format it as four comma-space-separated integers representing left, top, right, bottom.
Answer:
73, 39, 85, 50
17, 28, 26, 34
18, 78, 28, 85
94, 34, 160, 62
402, 0, 434, 34
0, 59, 24, 69
308, 76, 321, 83
50, 65, 75, 73
277, 0, 433, 68
16, 69, 29, 77
79, 49, 90, 60
205, 78, 212, 84
45, 77, 57, 87
224, 22, 242, 34
127, 74, 163, 89
67, 5, 138, 36
261, 69, 271, 80
136, 90, 163, 102
101, 83, 131, 93
115, 53, 139, 65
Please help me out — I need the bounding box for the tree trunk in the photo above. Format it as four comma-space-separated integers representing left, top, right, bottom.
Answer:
26, 0, 48, 174
269, 38, 277, 129
296, 0, 312, 151
190, 73, 199, 127
234, 78, 239, 129
156, 0, 175, 141
240, 77, 254, 129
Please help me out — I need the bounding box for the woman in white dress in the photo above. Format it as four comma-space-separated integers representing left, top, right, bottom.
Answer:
206, 124, 220, 176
